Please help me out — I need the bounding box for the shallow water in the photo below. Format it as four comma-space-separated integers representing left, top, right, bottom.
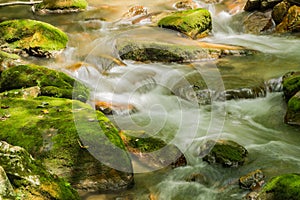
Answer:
1, 0, 300, 199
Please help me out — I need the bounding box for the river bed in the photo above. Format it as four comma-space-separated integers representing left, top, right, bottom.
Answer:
1, 0, 300, 199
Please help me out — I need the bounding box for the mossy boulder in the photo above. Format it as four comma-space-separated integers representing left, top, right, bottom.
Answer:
258, 173, 300, 200
35, 0, 88, 14
157, 8, 212, 39
202, 140, 248, 167
283, 71, 300, 101
0, 97, 134, 192
0, 64, 89, 101
0, 19, 68, 57
0, 141, 80, 200
119, 130, 187, 171
285, 91, 300, 125
117, 39, 255, 63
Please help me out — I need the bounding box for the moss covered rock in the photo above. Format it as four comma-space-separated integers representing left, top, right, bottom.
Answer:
0, 166, 15, 199
0, 96, 134, 192
258, 173, 300, 200
283, 71, 300, 101
0, 50, 21, 73
0, 19, 68, 57
0, 141, 80, 200
285, 91, 300, 125
0, 64, 89, 101
157, 8, 212, 39
117, 39, 255, 63
119, 130, 187, 171
202, 140, 248, 167
35, 0, 88, 14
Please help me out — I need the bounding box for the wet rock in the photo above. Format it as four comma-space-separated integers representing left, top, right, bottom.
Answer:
285, 91, 300, 125
0, 97, 134, 192
202, 140, 248, 167
0, 166, 15, 199
287, 0, 300, 6
276, 5, 300, 32
243, 11, 274, 34
282, 71, 300, 101
244, 0, 282, 11
123, 6, 148, 18
0, 50, 21, 73
185, 173, 208, 184
0, 19, 68, 58
95, 101, 137, 115
257, 173, 300, 200
119, 130, 187, 170
117, 39, 256, 63
0, 86, 41, 99
173, 0, 199, 10
34, 0, 88, 14
272, 0, 291, 24
157, 8, 212, 39
0, 141, 80, 199
243, 191, 259, 200
239, 169, 265, 190
0, 64, 89, 102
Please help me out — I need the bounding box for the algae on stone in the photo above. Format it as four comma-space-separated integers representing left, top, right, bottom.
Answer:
283, 71, 300, 101
285, 91, 300, 125
258, 173, 300, 200
35, 0, 88, 11
0, 19, 68, 57
0, 64, 89, 101
158, 8, 212, 39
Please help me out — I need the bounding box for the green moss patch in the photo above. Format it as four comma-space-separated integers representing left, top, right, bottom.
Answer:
158, 8, 212, 39
258, 174, 300, 200
283, 71, 300, 101
0, 64, 89, 101
0, 19, 68, 57
285, 91, 300, 126
35, 0, 88, 10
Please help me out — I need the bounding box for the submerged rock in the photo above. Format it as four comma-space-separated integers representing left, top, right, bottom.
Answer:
34, 0, 88, 14
239, 169, 265, 190
157, 8, 212, 39
0, 64, 89, 102
0, 141, 80, 200
0, 19, 68, 58
276, 5, 300, 32
202, 140, 248, 167
0, 97, 134, 192
258, 173, 300, 200
119, 130, 187, 170
285, 91, 300, 125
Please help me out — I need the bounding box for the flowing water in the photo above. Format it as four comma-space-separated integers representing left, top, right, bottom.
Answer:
1, 0, 300, 199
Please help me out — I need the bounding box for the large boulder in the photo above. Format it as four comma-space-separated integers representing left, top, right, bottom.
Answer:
157, 8, 212, 39
117, 39, 256, 63
0, 19, 68, 58
34, 0, 88, 14
258, 173, 300, 200
0, 64, 89, 101
244, 0, 282, 11
0, 97, 134, 192
276, 5, 300, 32
202, 140, 248, 167
0, 141, 80, 200
285, 91, 300, 125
